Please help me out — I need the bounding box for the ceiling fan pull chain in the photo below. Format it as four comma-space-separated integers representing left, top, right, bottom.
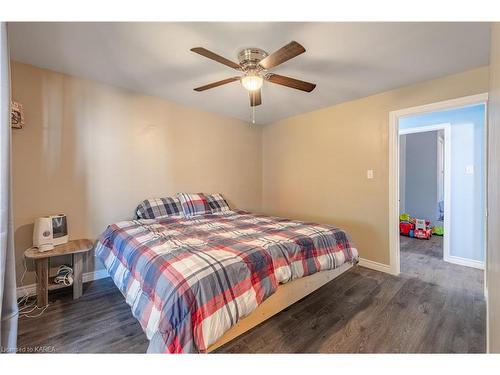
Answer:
252, 99, 256, 124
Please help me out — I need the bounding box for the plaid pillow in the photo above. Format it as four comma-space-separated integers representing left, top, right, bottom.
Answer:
206, 193, 231, 213
177, 193, 212, 217
135, 197, 182, 219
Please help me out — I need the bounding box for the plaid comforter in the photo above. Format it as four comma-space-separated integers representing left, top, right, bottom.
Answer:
95, 210, 358, 353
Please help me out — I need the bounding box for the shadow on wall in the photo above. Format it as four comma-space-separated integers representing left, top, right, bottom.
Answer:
11, 61, 263, 288
13, 69, 92, 286
14, 224, 36, 283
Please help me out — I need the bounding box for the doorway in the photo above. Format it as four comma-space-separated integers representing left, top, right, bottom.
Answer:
388, 93, 488, 276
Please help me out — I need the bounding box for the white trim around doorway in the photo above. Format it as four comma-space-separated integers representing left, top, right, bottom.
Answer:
388, 93, 488, 276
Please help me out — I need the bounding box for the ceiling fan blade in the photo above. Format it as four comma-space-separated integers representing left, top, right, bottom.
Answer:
258, 41, 306, 70
265, 73, 316, 92
249, 89, 262, 107
191, 47, 242, 70
193, 77, 241, 92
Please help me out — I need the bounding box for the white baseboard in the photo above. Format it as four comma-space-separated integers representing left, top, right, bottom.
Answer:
16, 268, 109, 299
82, 268, 109, 283
16, 284, 37, 299
358, 258, 393, 274
444, 254, 485, 270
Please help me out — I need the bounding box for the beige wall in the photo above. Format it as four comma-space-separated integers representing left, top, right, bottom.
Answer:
262, 66, 489, 265
11, 61, 262, 286
487, 23, 500, 353
11, 60, 490, 289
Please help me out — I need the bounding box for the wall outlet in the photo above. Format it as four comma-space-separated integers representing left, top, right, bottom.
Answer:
367, 169, 374, 179
465, 165, 474, 175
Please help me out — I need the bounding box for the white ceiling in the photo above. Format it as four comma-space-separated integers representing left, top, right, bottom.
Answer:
8, 22, 490, 125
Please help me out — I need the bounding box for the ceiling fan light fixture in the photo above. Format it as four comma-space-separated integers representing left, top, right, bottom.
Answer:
241, 74, 263, 91
191, 42, 316, 107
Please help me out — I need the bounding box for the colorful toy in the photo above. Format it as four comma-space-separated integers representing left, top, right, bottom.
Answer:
400, 213, 410, 222
432, 226, 444, 236
413, 219, 432, 240
399, 221, 413, 236
399, 213, 432, 240
399, 212, 414, 237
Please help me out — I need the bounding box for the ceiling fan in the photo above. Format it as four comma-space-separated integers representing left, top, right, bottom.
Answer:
190, 41, 316, 108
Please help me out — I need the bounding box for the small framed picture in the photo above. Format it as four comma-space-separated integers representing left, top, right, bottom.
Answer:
11, 101, 25, 129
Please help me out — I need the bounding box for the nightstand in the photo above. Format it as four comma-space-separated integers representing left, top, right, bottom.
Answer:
24, 239, 93, 307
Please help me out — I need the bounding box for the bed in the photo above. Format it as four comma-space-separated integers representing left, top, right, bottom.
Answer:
95, 209, 358, 353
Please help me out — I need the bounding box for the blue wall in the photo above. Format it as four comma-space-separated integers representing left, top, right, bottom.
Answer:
403, 131, 439, 225
399, 104, 486, 263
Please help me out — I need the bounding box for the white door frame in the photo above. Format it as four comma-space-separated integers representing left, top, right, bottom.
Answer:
399, 123, 451, 266
437, 131, 445, 204
388, 93, 488, 275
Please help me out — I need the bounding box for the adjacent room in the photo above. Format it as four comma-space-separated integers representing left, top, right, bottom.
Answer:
1, 19, 500, 360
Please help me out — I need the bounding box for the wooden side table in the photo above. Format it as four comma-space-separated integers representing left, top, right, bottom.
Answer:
24, 239, 93, 307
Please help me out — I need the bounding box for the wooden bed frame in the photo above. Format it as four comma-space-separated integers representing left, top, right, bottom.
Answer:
207, 262, 354, 352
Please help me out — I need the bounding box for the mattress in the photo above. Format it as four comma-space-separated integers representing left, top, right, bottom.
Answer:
95, 210, 358, 353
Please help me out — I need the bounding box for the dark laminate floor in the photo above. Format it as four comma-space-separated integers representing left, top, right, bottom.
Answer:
17, 235, 485, 353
